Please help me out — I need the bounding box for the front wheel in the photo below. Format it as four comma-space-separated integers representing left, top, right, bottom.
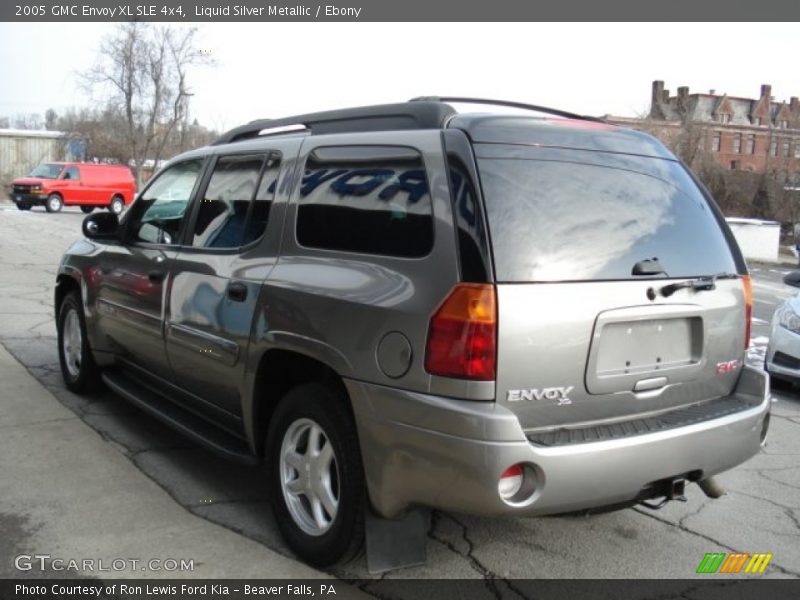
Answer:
46, 193, 63, 213
57, 291, 101, 393
109, 195, 124, 215
80, 206, 94, 214
267, 383, 366, 566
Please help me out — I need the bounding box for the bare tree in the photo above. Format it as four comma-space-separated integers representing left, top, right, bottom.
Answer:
81, 23, 211, 185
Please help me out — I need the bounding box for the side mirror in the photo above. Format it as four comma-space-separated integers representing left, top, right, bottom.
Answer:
83, 212, 120, 241
783, 271, 800, 288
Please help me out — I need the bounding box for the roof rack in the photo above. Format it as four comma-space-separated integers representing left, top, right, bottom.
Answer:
212, 102, 455, 146
212, 97, 605, 146
409, 96, 606, 123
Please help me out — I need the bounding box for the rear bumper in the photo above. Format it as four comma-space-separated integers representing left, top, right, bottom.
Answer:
347, 366, 770, 518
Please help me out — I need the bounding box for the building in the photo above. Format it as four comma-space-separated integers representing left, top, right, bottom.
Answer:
0, 129, 86, 195
616, 81, 800, 176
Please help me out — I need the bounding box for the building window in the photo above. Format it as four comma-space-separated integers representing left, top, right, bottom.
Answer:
712, 133, 721, 152
754, 117, 762, 126
733, 133, 742, 154
730, 160, 740, 170
718, 113, 731, 124
780, 120, 789, 129
770, 139, 778, 157
745, 135, 755, 154
794, 143, 800, 159
784, 140, 791, 158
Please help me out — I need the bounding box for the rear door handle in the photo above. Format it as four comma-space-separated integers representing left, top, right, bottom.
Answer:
148, 270, 165, 283
228, 282, 248, 302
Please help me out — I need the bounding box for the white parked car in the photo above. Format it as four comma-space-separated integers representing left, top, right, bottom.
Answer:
766, 271, 800, 384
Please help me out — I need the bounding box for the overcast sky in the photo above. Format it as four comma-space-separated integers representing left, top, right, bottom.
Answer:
0, 22, 797, 132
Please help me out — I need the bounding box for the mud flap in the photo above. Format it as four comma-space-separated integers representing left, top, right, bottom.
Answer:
365, 508, 429, 573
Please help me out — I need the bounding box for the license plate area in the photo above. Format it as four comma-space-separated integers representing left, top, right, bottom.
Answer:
596, 317, 702, 376
586, 306, 705, 394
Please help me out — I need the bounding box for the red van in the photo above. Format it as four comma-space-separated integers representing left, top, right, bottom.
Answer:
10, 162, 136, 215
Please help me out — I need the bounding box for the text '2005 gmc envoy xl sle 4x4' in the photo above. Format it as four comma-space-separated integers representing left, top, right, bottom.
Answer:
54, 98, 770, 571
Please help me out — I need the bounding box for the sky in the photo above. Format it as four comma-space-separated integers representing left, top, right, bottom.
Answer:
0, 22, 798, 133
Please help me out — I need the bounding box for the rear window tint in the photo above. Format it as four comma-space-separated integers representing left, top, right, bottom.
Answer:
475, 145, 737, 282
296, 146, 433, 258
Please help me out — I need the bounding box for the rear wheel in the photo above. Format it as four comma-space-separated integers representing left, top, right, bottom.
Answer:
80, 206, 94, 214
109, 195, 124, 215
57, 291, 101, 393
267, 382, 365, 566
45, 193, 63, 213
16, 203, 31, 211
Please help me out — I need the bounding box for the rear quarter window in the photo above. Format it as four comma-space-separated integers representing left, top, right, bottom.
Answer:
296, 145, 434, 258
475, 144, 737, 282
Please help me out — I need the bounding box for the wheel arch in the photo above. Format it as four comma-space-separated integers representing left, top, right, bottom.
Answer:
248, 348, 352, 456
54, 271, 81, 321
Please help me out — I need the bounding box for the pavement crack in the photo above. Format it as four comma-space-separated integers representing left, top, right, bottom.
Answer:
427, 512, 527, 598
757, 469, 800, 492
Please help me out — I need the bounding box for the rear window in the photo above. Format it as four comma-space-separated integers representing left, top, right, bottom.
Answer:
475, 144, 737, 282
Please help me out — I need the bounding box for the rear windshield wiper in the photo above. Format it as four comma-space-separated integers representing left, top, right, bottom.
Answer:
660, 273, 739, 298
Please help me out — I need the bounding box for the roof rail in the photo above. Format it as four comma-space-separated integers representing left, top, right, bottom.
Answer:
212, 102, 456, 146
409, 96, 606, 123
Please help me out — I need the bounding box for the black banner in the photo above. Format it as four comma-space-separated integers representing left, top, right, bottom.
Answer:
2, 580, 799, 600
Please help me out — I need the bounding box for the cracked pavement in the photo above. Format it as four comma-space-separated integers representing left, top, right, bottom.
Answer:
0, 204, 798, 584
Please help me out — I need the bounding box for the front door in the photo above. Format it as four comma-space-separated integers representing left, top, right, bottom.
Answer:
94, 159, 205, 379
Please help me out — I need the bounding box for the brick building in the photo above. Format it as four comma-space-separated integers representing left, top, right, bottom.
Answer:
627, 81, 800, 176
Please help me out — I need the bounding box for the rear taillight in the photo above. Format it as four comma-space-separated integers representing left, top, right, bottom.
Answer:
424, 283, 497, 380
742, 274, 752, 350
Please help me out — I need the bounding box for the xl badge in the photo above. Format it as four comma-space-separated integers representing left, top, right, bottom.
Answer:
507, 386, 574, 405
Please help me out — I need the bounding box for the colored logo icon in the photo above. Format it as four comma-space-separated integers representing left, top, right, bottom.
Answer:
696, 552, 773, 574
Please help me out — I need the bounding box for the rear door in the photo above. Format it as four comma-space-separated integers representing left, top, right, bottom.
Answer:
165, 146, 292, 418
474, 143, 748, 431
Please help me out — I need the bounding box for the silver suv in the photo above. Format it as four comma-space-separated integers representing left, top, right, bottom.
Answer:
55, 98, 770, 569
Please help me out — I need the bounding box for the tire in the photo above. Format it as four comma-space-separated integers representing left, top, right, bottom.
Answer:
267, 382, 366, 566
46, 193, 63, 213
16, 203, 31, 211
57, 290, 101, 393
80, 206, 94, 214
109, 195, 124, 215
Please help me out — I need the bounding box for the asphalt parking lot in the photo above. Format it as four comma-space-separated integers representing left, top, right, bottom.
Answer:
0, 204, 798, 584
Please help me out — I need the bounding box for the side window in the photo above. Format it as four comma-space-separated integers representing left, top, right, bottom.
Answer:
296, 146, 434, 258
191, 153, 279, 249
130, 159, 204, 245
244, 156, 280, 245
62, 166, 79, 180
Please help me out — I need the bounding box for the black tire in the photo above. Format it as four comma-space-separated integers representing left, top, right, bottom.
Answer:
16, 203, 31, 211
109, 195, 124, 215
266, 382, 366, 566
45, 193, 63, 213
80, 206, 94, 214
57, 290, 101, 393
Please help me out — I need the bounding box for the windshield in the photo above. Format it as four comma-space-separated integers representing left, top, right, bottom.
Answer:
28, 163, 64, 179
475, 144, 737, 282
